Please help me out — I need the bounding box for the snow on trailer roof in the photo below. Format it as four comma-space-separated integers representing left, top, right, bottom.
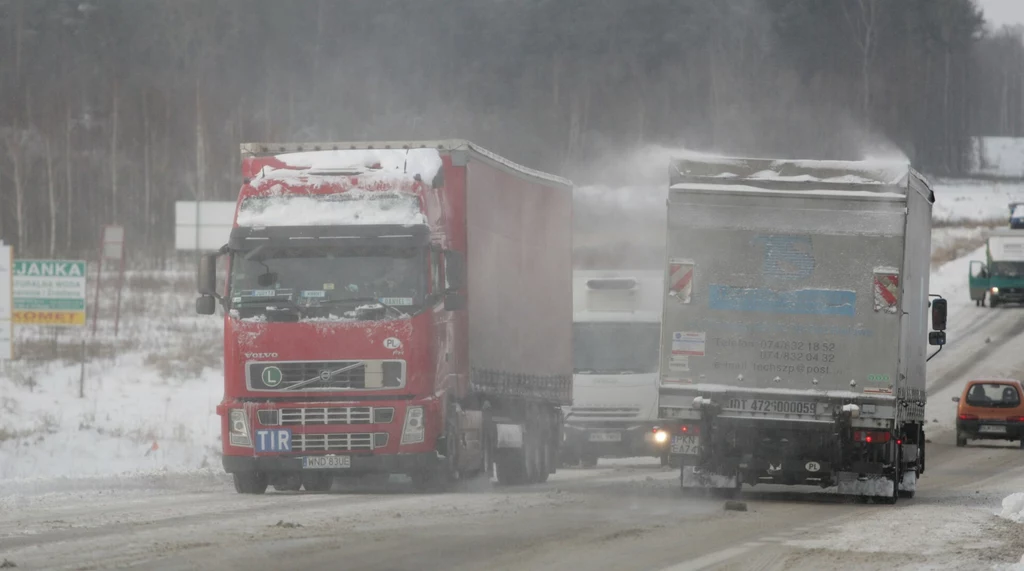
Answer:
240, 140, 572, 188
668, 153, 928, 199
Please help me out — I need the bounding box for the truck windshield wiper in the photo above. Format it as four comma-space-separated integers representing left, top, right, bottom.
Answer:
232, 298, 301, 312
314, 297, 409, 317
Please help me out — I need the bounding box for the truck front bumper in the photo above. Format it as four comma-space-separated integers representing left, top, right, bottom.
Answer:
562, 422, 668, 458
223, 451, 439, 476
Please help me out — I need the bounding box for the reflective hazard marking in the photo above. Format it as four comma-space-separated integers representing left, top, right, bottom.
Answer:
873, 272, 899, 313
669, 259, 694, 303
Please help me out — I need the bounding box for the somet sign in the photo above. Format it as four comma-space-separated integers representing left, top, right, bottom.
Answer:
13, 260, 87, 327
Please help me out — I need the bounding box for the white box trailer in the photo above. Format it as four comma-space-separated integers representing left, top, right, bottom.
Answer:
657, 155, 947, 503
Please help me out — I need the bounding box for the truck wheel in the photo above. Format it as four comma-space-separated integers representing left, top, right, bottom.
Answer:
495, 449, 527, 485
233, 471, 268, 494
991, 298, 999, 308
956, 430, 967, 447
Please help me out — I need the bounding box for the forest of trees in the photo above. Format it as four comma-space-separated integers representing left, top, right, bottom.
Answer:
0, 0, 1022, 261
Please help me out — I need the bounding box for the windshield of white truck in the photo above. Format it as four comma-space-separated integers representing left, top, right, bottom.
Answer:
228, 245, 425, 318
573, 322, 660, 374
990, 261, 1024, 278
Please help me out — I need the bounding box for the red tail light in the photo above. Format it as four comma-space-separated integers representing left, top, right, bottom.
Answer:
680, 425, 700, 435
1007, 416, 1024, 423
852, 430, 891, 443
958, 414, 978, 421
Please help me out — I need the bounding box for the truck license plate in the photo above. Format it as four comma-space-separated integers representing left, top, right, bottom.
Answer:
589, 432, 622, 442
302, 455, 351, 469
671, 435, 699, 455
725, 399, 818, 415
979, 425, 1007, 434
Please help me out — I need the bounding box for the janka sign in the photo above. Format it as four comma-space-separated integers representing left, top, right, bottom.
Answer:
13, 260, 88, 326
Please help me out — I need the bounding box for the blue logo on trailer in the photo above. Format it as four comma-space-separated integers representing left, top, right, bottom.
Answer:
255, 429, 292, 452
755, 235, 815, 280
708, 285, 856, 316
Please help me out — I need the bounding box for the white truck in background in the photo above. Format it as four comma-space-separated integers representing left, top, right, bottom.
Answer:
563, 270, 668, 467
657, 155, 947, 503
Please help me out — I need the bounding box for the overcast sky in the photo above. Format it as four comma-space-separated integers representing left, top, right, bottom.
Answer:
976, 0, 1024, 28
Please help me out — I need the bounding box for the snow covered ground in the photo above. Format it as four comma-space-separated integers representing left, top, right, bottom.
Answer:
0, 269, 224, 481
933, 178, 1024, 224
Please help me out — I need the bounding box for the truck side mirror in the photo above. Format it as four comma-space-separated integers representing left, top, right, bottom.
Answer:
928, 331, 946, 346
931, 298, 947, 331
198, 253, 219, 296
443, 250, 465, 292
196, 295, 217, 315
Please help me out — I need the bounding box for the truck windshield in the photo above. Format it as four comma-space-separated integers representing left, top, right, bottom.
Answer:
573, 322, 661, 374
990, 261, 1024, 278
228, 245, 425, 316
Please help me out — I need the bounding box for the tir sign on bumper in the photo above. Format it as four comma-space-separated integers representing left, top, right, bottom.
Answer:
256, 428, 292, 453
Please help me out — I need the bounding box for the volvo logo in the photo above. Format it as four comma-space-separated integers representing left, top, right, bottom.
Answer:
319, 369, 333, 383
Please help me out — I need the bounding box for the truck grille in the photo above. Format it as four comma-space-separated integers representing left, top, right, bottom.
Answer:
247, 360, 405, 391
570, 407, 641, 419
293, 432, 377, 452
280, 407, 373, 425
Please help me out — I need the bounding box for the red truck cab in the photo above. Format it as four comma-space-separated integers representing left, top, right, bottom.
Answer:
197, 141, 572, 493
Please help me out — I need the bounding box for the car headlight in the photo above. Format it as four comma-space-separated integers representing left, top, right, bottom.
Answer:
654, 429, 669, 444
401, 406, 425, 444
229, 409, 253, 447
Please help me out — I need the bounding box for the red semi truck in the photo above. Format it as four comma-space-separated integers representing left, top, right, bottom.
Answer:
196, 140, 573, 493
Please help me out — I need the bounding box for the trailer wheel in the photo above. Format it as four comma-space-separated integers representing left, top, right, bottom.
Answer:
233, 471, 268, 494
495, 449, 527, 485
534, 439, 551, 484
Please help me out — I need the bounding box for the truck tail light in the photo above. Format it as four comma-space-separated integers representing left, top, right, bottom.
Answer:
680, 425, 700, 435
1007, 416, 1024, 423
401, 406, 425, 445
852, 430, 891, 443
958, 413, 978, 421
229, 409, 253, 448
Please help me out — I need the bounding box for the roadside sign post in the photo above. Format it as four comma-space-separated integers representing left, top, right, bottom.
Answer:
0, 241, 12, 363
102, 226, 126, 337
91, 225, 126, 337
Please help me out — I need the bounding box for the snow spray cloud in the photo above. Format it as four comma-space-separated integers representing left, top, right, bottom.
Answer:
569, 144, 688, 270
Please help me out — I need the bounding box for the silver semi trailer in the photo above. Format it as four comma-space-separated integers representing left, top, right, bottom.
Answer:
657, 155, 947, 504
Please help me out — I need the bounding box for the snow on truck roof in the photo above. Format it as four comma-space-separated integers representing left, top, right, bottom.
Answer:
240, 140, 572, 188
668, 153, 929, 199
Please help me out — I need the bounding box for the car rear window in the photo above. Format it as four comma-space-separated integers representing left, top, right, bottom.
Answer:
966, 383, 1021, 407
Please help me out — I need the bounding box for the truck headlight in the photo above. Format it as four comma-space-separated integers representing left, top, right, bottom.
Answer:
401, 406, 425, 444
654, 429, 669, 444
992, 287, 1000, 294
229, 409, 253, 447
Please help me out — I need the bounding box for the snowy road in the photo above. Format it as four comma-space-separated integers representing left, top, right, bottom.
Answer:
2, 265, 1024, 570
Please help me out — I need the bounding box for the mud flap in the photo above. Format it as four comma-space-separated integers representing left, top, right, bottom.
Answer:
898, 470, 917, 493
836, 471, 894, 498
496, 423, 524, 449
681, 465, 738, 489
